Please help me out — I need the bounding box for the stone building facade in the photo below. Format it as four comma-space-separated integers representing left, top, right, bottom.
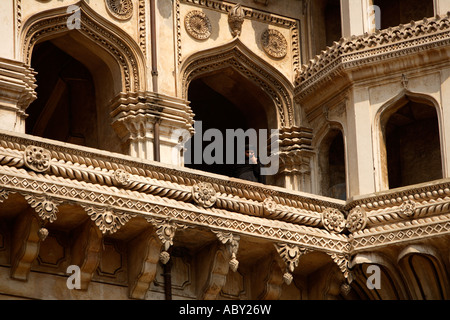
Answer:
0, 0, 449, 300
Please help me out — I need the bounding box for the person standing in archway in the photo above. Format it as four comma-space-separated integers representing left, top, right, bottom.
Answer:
232, 144, 266, 184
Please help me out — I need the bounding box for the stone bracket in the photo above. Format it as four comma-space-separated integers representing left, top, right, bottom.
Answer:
127, 229, 162, 299
70, 220, 103, 290
10, 209, 41, 280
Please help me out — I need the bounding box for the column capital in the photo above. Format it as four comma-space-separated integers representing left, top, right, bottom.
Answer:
0, 58, 37, 131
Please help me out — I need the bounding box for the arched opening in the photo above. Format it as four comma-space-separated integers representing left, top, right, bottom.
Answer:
22, 5, 145, 155
310, 0, 342, 56
25, 34, 124, 154
184, 67, 275, 183
26, 41, 98, 148
383, 99, 442, 189
373, 0, 434, 30
319, 129, 346, 200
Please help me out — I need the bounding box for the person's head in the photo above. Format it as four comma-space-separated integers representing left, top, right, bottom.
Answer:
245, 144, 256, 158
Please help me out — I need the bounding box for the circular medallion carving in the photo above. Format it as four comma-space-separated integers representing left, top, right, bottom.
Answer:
184, 10, 212, 40
192, 182, 217, 208
113, 169, 131, 186
322, 208, 346, 234
261, 29, 288, 59
24, 145, 51, 172
346, 207, 367, 233
105, 0, 133, 20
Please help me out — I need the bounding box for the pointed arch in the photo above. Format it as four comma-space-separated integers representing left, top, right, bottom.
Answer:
20, 1, 146, 93
180, 38, 295, 128
374, 89, 443, 190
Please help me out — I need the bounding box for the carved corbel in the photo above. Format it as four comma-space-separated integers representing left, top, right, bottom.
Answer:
127, 228, 162, 299
0, 189, 12, 203
228, 4, 245, 37
328, 252, 354, 285
83, 205, 134, 235
24, 194, 61, 224
10, 209, 41, 280
275, 243, 309, 285
146, 218, 187, 264
212, 230, 240, 272
70, 220, 103, 290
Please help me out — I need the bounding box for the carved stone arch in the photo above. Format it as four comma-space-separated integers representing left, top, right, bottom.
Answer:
349, 252, 410, 300
180, 38, 295, 129
21, 1, 146, 93
397, 244, 449, 300
314, 121, 347, 199
374, 89, 443, 190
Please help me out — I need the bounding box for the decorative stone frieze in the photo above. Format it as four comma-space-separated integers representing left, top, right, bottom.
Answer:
184, 10, 212, 40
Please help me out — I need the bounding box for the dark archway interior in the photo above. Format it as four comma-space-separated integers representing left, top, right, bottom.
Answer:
185, 68, 273, 179
386, 100, 442, 189
26, 41, 99, 149
320, 130, 346, 200
374, 0, 434, 30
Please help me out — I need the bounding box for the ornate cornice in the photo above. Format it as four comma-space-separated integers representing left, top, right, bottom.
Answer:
1, 131, 450, 255
294, 13, 450, 102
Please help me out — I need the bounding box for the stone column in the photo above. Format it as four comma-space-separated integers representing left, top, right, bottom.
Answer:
111, 92, 194, 165
346, 87, 376, 197
340, 0, 372, 37
0, 58, 37, 132
276, 126, 315, 192
435, 0, 450, 16
439, 67, 450, 178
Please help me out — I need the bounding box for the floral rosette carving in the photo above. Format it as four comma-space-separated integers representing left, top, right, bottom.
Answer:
322, 208, 346, 234
346, 207, 367, 233
192, 182, 217, 208
113, 169, 131, 186
105, 0, 133, 20
263, 198, 279, 216
399, 199, 417, 218
261, 29, 288, 59
24, 145, 51, 172
185, 10, 212, 40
